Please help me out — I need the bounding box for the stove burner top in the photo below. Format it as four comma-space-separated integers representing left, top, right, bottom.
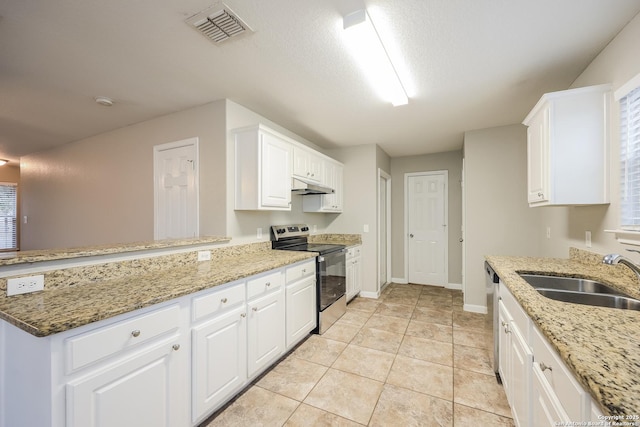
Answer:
270, 224, 345, 255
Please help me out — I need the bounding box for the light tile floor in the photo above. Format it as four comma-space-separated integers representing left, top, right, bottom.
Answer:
203, 284, 515, 426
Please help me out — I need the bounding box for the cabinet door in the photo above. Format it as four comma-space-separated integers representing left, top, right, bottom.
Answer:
510, 326, 533, 427
532, 364, 569, 426
346, 257, 356, 301
247, 290, 285, 378
353, 255, 362, 296
286, 276, 317, 349
192, 305, 247, 423
527, 105, 550, 203
498, 301, 511, 401
66, 337, 186, 427
260, 132, 292, 208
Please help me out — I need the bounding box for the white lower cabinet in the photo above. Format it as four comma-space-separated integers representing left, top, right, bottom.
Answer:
498, 298, 532, 427
191, 301, 247, 424
285, 260, 317, 349
66, 335, 186, 427
0, 262, 315, 427
499, 282, 600, 426
346, 245, 362, 301
247, 288, 285, 378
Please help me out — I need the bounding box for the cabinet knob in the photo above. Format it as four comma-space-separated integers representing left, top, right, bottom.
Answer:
265, 282, 271, 287
172, 344, 180, 351
539, 362, 552, 372
131, 330, 141, 338
252, 307, 258, 312
302, 269, 306, 273
538, 192, 544, 197
410, 233, 414, 238
240, 313, 246, 318
221, 297, 228, 303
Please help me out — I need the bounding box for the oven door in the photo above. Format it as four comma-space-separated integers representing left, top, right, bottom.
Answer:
317, 249, 346, 311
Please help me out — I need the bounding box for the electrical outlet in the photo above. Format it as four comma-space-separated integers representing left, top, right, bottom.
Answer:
7, 274, 45, 296
546, 226, 551, 239
586, 231, 592, 248
197, 250, 211, 262
257, 227, 263, 239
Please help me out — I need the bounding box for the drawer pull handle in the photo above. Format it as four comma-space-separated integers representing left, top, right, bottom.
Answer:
252, 307, 258, 312
131, 330, 141, 338
240, 313, 246, 318
540, 362, 552, 372
172, 344, 180, 351
221, 298, 228, 303
302, 269, 306, 273
265, 282, 271, 287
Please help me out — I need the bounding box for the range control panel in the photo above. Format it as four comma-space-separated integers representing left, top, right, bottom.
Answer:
270, 224, 310, 240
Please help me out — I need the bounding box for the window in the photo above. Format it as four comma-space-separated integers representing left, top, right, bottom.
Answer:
0, 183, 17, 251
620, 85, 640, 230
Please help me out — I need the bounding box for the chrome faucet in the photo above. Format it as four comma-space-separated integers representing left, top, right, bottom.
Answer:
603, 251, 640, 282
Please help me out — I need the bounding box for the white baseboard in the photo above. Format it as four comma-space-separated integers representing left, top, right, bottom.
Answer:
359, 290, 380, 299
464, 303, 487, 314
391, 277, 408, 284
446, 283, 462, 290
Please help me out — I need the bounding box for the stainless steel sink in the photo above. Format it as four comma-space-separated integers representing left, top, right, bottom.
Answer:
519, 274, 623, 295
536, 289, 640, 311
518, 273, 640, 311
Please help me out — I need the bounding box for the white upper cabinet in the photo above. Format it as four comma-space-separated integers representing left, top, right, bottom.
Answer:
293, 146, 323, 184
234, 125, 293, 210
303, 159, 344, 213
522, 84, 611, 206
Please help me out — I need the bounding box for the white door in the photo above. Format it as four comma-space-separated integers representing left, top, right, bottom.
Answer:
154, 138, 198, 240
407, 172, 448, 286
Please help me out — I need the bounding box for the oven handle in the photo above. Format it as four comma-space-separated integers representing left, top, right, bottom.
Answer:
318, 248, 347, 263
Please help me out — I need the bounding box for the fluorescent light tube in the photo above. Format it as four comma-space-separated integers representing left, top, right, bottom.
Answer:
343, 9, 408, 106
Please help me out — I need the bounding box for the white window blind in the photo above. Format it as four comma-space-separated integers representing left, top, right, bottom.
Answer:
620, 85, 640, 230
0, 183, 17, 250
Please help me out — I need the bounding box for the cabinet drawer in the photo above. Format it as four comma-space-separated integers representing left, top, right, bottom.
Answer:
346, 246, 361, 260
532, 326, 588, 421
247, 270, 283, 300
65, 304, 180, 373
192, 281, 245, 322
285, 260, 315, 284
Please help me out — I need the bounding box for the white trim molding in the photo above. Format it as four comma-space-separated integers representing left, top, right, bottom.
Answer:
464, 303, 487, 314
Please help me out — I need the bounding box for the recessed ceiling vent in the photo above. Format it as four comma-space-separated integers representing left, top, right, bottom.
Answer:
186, 3, 253, 44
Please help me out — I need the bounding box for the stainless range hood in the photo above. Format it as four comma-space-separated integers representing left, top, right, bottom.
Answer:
291, 178, 334, 195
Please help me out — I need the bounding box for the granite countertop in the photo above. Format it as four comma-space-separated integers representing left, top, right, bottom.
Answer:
0, 249, 315, 337
486, 249, 640, 416
0, 236, 232, 266
309, 233, 362, 247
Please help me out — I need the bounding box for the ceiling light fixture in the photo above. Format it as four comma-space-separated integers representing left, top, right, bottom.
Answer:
94, 96, 114, 107
0, 160, 8, 166
343, 9, 408, 106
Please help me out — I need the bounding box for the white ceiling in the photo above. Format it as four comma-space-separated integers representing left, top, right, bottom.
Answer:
1, 0, 640, 163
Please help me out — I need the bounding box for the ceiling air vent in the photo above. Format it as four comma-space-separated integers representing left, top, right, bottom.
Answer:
186, 3, 252, 44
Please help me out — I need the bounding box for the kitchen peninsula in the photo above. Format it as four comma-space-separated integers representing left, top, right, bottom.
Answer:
0, 237, 319, 427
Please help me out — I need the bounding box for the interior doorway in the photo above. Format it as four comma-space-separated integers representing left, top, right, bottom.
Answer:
405, 171, 448, 286
378, 169, 391, 293
154, 138, 199, 240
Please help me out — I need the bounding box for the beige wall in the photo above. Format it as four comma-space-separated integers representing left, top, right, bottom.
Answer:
390, 151, 463, 285
20, 101, 227, 250
328, 144, 385, 296
535, 12, 640, 259
463, 124, 540, 310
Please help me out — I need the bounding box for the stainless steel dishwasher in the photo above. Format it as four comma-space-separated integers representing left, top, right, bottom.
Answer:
484, 261, 501, 383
